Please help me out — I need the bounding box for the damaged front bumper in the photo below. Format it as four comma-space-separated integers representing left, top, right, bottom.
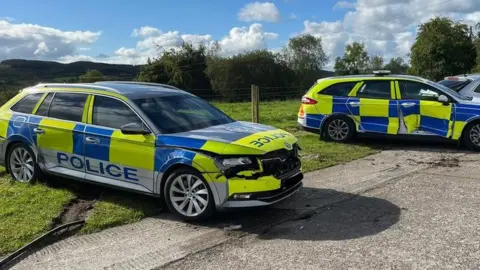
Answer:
221, 171, 303, 207
205, 145, 304, 208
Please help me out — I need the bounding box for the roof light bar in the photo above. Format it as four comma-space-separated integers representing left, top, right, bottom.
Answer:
373, 70, 391, 76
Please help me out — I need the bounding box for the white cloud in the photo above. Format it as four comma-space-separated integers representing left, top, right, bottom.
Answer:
301, 0, 480, 69
289, 13, 297, 20
0, 19, 100, 61
219, 23, 278, 55
55, 23, 279, 65
238, 2, 281, 23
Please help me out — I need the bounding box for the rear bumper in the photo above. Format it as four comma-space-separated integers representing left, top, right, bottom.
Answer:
220, 172, 303, 208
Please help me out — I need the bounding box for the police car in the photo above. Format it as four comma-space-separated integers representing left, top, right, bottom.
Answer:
0, 81, 302, 220
298, 71, 480, 150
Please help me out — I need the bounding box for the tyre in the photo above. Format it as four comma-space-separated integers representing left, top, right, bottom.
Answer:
463, 121, 480, 151
164, 167, 215, 221
6, 142, 41, 183
323, 116, 355, 142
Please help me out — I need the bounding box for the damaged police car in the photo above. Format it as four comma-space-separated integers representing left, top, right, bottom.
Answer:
0, 81, 302, 220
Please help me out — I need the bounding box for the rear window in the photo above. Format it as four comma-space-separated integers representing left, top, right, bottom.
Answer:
320, 82, 357, 97
437, 80, 471, 92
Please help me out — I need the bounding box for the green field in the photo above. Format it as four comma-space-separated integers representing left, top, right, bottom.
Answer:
0, 100, 377, 255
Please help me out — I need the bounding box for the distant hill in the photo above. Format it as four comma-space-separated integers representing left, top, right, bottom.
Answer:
0, 59, 141, 90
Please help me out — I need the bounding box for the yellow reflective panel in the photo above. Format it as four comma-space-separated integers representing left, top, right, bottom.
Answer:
452, 121, 467, 140
109, 130, 155, 171
359, 98, 389, 117
315, 95, 333, 115
0, 111, 13, 138
419, 101, 452, 120
232, 129, 297, 153
403, 114, 420, 133
37, 119, 76, 153
192, 153, 219, 172
387, 117, 399, 134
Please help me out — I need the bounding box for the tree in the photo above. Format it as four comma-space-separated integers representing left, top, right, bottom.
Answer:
136, 43, 213, 97
367, 55, 385, 72
384, 57, 410, 74
206, 50, 295, 101
280, 34, 328, 86
79, 69, 103, 83
334, 42, 370, 75
410, 17, 476, 81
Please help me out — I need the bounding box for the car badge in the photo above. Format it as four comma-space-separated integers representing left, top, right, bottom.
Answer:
285, 142, 292, 150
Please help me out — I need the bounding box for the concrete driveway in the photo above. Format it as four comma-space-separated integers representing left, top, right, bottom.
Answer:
10, 145, 480, 270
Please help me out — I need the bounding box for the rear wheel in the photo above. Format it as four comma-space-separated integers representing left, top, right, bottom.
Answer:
6, 143, 40, 183
463, 121, 480, 151
323, 116, 355, 142
164, 167, 215, 221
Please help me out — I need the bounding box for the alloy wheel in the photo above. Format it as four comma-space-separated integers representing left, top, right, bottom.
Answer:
327, 119, 349, 141
9, 147, 35, 183
169, 174, 209, 217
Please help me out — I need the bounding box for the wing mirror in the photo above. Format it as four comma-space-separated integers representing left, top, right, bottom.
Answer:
438, 95, 449, 105
120, 122, 151, 135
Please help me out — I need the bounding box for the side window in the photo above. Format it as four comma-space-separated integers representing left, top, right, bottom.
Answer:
356, 81, 392, 99
398, 81, 442, 101
10, 93, 44, 114
49, 93, 87, 122
92, 96, 143, 129
320, 82, 357, 97
473, 83, 480, 93
35, 93, 54, 116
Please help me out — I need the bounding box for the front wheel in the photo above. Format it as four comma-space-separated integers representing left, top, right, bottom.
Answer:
323, 116, 355, 142
6, 143, 40, 183
463, 122, 480, 151
164, 168, 215, 221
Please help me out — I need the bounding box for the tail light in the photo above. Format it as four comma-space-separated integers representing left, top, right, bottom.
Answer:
298, 105, 305, 117
301, 96, 317, 105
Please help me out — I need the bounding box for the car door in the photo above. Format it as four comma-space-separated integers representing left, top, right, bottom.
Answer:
84, 95, 156, 194
350, 80, 399, 134
396, 80, 453, 137
34, 92, 89, 178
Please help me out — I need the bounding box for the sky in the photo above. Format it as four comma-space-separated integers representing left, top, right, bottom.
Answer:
1, 0, 480, 70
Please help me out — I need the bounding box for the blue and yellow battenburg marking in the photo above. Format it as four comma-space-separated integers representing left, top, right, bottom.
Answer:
301, 85, 480, 139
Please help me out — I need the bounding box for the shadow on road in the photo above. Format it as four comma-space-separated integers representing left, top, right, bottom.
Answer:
153, 187, 402, 242
348, 134, 471, 154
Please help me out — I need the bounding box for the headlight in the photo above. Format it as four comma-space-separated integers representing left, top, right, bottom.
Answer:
215, 157, 253, 171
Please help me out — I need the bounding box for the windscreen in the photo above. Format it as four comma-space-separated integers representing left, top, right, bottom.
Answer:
426, 80, 472, 101
133, 94, 234, 134
437, 79, 471, 92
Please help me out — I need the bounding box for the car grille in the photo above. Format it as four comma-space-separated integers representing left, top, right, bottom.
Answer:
260, 143, 301, 180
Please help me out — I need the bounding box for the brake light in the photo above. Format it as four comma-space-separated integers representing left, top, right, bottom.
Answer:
445, 76, 458, 81
301, 96, 317, 104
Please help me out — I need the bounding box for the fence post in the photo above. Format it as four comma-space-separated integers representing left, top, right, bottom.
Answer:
251, 84, 260, 123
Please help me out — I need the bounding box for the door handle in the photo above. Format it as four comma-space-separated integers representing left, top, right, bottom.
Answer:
348, 101, 360, 107
33, 128, 45, 134
85, 137, 100, 144
401, 102, 416, 108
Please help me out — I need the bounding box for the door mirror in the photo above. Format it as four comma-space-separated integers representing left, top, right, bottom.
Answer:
120, 122, 151, 135
438, 95, 449, 105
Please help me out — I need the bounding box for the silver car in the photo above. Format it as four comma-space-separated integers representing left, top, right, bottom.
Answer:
437, 74, 480, 98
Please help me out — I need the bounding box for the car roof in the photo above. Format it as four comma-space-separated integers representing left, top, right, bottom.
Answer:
28, 81, 190, 99
318, 74, 430, 83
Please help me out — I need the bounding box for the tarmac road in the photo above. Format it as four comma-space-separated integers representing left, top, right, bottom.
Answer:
10, 145, 477, 270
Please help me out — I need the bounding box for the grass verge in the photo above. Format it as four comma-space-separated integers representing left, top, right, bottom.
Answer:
0, 176, 75, 255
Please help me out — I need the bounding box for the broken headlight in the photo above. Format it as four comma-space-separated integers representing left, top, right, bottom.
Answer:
215, 157, 253, 171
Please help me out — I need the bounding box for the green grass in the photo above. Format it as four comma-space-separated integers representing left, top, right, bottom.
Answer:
0, 176, 75, 255
82, 193, 160, 234
0, 100, 378, 253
